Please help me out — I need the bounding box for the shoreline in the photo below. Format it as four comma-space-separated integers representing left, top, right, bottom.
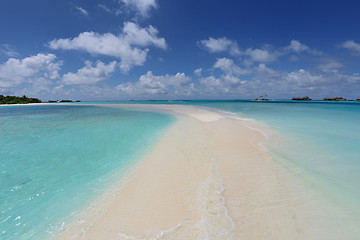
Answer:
54, 104, 354, 239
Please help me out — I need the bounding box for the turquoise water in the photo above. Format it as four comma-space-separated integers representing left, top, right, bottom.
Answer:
0, 105, 174, 240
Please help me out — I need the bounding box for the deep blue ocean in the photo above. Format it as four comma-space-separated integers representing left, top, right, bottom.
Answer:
1, 101, 360, 239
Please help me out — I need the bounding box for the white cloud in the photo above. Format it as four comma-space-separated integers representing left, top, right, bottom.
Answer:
120, 0, 157, 17
98, 4, 122, 15
0, 44, 19, 57
75, 6, 89, 16
194, 68, 202, 76
62, 61, 117, 85
199, 74, 246, 95
199, 38, 321, 65
317, 59, 343, 70
117, 71, 193, 96
213, 58, 249, 75
199, 76, 223, 88
341, 40, 360, 53
249, 65, 360, 98
49, 22, 166, 73
0, 54, 62, 88
199, 37, 240, 55
244, 48, 278, 63
199, 59, 249, 94
195, 57, 360, 99
286, 40, 309, 53
98, 4, 111, 12
199, 37, 283, 63
285, 40, 321, 55
286, 69, 324, 87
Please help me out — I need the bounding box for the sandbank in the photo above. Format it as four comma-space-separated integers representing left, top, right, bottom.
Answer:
55, 104, 347, 239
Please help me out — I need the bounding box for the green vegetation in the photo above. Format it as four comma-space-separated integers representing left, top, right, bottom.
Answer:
0, 95, 42, 104
292, 96, 312, 101
253, 98, 271, 101
253, 94, 271, 101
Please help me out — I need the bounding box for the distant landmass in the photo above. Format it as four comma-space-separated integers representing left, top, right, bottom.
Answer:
292, 96, 312, 101
292, 96, 360, 101
0, 95, 41, 104
47, 100, 81, 103
324, 96, 347, 101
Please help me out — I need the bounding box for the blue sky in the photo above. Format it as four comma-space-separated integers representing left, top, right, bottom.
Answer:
1, 0, 360, 100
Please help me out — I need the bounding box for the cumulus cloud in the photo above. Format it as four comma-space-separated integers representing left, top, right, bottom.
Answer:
341, 40, 360, 54
286, 40, 309, 53
195, 53, 360, 99
62, 61, 117, 85
199, 37, 284, 64
285, 40, 321, 55
49, 22, 167, 72
0, 53, 62, 88
194, 68, 202, 76
117, 71, 193, 96
75, 6, 89, 16
199, 37, 240, 55
244, 48, 279, 63
249, 64, 360, 98
199, 38, 321, 65
199, 74, 246, 95
120, 0, 157, 17
197, 58, 249, 95
213, 58, 249, 75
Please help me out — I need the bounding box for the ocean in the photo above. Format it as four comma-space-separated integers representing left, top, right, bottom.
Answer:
1, 101, 360, 239
0, 104, 174, 240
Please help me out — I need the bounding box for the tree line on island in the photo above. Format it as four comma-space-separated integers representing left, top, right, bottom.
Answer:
254, 95, 360, 101
0, 95, 81, 104
291, 96, 360, 101
0, 95, 41, 104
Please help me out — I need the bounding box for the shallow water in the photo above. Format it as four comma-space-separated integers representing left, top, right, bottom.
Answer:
0, 105, 174, 240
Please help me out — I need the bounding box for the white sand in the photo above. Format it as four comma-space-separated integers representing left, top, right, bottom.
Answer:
55, 104, 349, 240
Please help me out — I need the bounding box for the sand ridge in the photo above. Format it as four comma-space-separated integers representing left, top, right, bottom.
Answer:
55, 104, 342, 240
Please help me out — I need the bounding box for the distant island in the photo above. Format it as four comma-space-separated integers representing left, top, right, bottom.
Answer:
253, 95, 271, 101
0, 95, 42, 104
292, 96, 312, 101
323, 97, 347, 101
253, 98, 271, 101
291, 96, 360, 101
48, 100, 81, 103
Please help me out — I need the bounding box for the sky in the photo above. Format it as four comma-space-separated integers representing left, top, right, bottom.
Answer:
1, 0, 360, 101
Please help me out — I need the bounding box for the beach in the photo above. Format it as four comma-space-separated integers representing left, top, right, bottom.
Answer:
52, 103, 356, 240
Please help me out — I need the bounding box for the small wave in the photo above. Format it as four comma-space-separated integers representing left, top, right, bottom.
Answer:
199, 157, 236, 240
198, 107, 272, 138
116, 223, 182, 240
